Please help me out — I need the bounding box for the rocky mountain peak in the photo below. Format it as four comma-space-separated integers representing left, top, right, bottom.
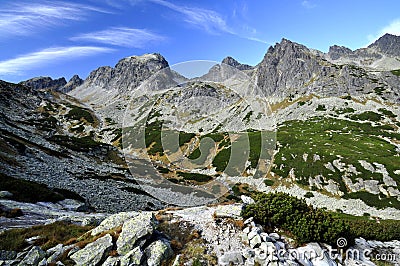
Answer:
20, 76, 67, 91
62, 75, 84, 93
84, 53, 170, 90
256, 38, 321, 95
368, 33, 400, 56
221, 56, 253, 71
328, 45, 354, 60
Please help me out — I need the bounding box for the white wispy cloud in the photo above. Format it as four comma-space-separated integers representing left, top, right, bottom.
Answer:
301, 0, 316, 9
148, 0, 268, 44
367, 19, 400, 44
0, 46, 114, 75
149, 0, 232, 34
0, 1, 109, 38
71, 27, 165, 48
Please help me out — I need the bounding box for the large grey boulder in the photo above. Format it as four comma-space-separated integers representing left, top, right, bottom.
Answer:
91, 211, 140, 236
144, 240, 173, 266
116, 212, 157, 255
70, 234, 113, 266
17, 246, 46, 266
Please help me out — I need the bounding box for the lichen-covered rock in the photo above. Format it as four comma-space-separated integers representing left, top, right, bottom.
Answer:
91, 211, 140, 236
102, 256, 120, 266
17, 246, 46, 266
144, 240, 173, 266
70, 234, 113, 266
120, 246, 143, 266
116, 212, 157, 255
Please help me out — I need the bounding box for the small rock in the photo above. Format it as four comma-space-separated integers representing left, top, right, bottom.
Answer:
46, 243, 64, 263
269, 233, 280, 240
120, 246, 143, 266
244, 217, 253, 225
25, 236, 41, 245
242, 248, 255, 259
103, 256, 121, 266
70, 234, 113, 266
67, 246, 80, 257
260, 242, 276, 254
241, 195, 255, 204
38, 258, 47, 266
254, 253, 268, 265
0, 191, 13, 198
18, 246, 46, 266
244, 257, 255, 266
144, 240, 173, 266
243, 226, 251, 234
248, 228, 261, 240
260, 232, 275, 242
250, 235, 262, 248
276, 241, 286, 250
218, 251, 244, 265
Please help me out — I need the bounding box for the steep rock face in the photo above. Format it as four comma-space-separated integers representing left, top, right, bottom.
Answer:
256, 38, 322, 96
368, 33, 400, 57
326, 34, 400, 70
69, 53, 177, 126
255, 38, 400, 101
328, 45, 354, 60
62, 74, 83, 93
20, 76, 67, 91
82, 53, 170, 92
221, 56, 253, 71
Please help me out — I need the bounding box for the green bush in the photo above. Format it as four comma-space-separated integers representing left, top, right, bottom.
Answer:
263, 179, 274, 186
65, 107, 95, 124
391, 69, 400, 76
241, 192, 350, 246
304, 191, 314, 198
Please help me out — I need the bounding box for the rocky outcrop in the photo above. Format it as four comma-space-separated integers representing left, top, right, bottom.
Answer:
221, 56, 253, 71
70, 234, 113, 265
20, 76, 67, 91
328, 45, 354, 60
80, 53, 170, 92
116, 212, 157, 255
61, 75, 83, 93
326, 34, 400, 71
255, 38, 400, 101
368, 33, 400, 57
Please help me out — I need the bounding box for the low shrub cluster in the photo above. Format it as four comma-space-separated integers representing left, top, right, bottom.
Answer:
241, 192, 351, 246
242, 192, 400, 246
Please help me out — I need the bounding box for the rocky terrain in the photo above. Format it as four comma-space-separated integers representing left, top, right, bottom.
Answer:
0, 33, 400, 265
21, 75, 83, 93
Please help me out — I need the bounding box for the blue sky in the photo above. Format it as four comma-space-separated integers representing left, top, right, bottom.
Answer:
0, 0, 399, 83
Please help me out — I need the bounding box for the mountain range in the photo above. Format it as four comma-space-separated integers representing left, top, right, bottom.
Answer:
1, 33, 400, 216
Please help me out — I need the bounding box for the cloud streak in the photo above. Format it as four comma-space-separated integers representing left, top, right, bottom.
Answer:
0, 46, 114, 75
71, 27, 165, 48
0, 1, 108, 38
149, 0, 268, 44
150, 0, 232, 34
